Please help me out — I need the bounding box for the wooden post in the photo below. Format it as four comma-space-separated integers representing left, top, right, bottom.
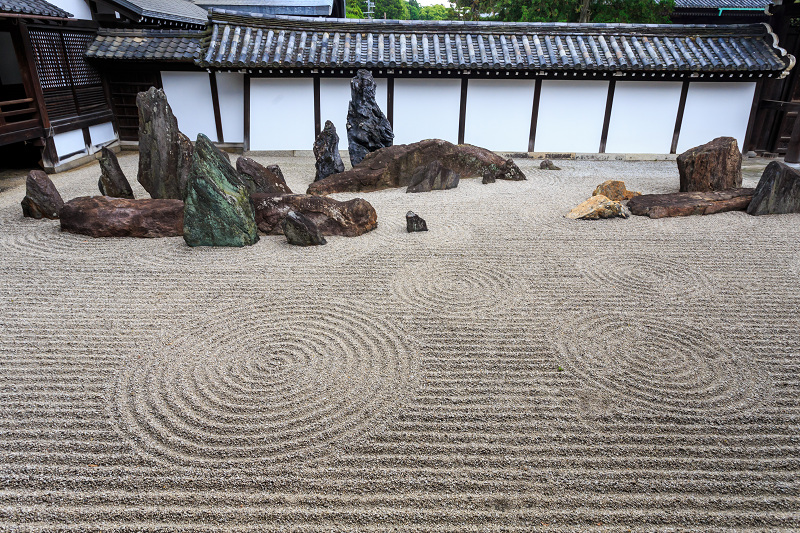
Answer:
671, 80, 690, 154
386, 75, 394, 127
457, 77, 468, 144
784, 112, 800, 163
313, 75, 321, 136
528, 78, 541, 152
209, 71, 224, 143
243, 74, 250, 152
599, 79, 615, 154
743, 80, 764, 154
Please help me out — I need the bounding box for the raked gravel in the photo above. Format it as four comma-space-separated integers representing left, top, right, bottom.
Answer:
0, 153, 799, 531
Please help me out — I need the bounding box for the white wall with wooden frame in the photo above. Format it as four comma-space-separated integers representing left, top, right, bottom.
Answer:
677, 82, 757, 153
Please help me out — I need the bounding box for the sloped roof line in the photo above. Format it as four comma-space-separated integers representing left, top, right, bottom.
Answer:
103, 0, 208, 25
0, 0, 71, 18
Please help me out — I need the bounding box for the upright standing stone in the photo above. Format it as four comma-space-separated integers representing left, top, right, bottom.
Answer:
406, 211, 428, 232
21, 170, 64, 219
346, 69, 393, 166
677, 137, 742, 192
236, 157, 292, 194
747, 161, 800, 215
137, 87, 192, 200
98, 147, 134, 199
314, 120, 345, 182
183, 134, 259, 247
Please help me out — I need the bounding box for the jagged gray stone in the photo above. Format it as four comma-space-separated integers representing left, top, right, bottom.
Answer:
314, 120, 345, 182
346, 70, 393, 167
98, 147, 134, 199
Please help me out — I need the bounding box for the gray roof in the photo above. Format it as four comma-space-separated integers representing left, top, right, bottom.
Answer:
0, 0, 71, 17
194, 0, 333, 16
198, 12, 793, 77
104, 0, 208, 25
86, 28, 202, 61
674, 0, 769, 9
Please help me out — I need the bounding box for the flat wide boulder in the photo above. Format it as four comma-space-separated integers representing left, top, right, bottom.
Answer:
566, 195, 629, 220
677, 136, 742, 192
184, 134, 259, 247
307, 139, 525, 195
98, 147, 134, 199
253, 193, 377, 237
60, 196, 183, 237
747, 161, 800, 215
628, 188, 754, 219
236, 157, 292, 194
21, 170, 63, 219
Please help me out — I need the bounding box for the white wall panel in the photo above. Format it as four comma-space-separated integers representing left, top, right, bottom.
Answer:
161, 71, 218, 142
605, 81, 683, 154
677, 82, 756, 152
216, 72, 244, 143
392, 79, 460, 145
535, 80, 608, 153
47, 0, 92, 20
53, 129, 85, 158
89, 122, 116, 146
250, 78, 314, 150
464, 79, 534, 152
320, 77, 388, 140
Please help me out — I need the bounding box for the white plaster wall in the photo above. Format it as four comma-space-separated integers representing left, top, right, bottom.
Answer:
464, 79, 534, 152
677, 82, 756, 152
53, 129, 85, 158
535, 80, 609, 153
46, 0, 93, 20
319, 77, 388, 142
161, 71, 218, 142
89, 122, 116, 146
250, 78, 314, 150
605, 81, 683, 154
216, 72, 244, 143
392, 79, 460, 145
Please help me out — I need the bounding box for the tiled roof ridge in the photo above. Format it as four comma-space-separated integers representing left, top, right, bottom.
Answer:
0, 0, 72, 18
97, 27, 205, 37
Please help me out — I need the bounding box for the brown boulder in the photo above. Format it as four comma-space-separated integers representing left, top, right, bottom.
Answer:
21, 170, 64, 219
236, 157, 292, 194
307, 139, 525, 196
566, 195, 629, 220
406, 160, 460, 193
677, 137, 742, 192
747, 161, 800, 215
60, 196, 184, 238
628, 188, 754, 219
593, 180, 640, 202
252, 193, 377, 237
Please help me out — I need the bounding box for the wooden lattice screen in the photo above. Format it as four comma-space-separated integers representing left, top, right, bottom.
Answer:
28, 29, 107, 121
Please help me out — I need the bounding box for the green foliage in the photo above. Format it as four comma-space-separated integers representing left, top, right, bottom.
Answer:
419, 3, 451, 19
374, 0, 410, 19
408, 0, 422, 19
493, 0, 673, 23
346, 0, 366, 18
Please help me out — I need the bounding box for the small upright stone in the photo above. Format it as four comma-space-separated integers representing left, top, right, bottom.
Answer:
137, 87, 191, 199
347, 69, 393, 166
314, 120, 345, 182
406, 211, 428, 232
183, 134, 259, 247
747, 161, 800, 215
282, 210, 327, 246
236, 157, 292, 194
21, 170, 63, 219
592, 180, 640, 202
540, 159, 560, 170
566, 195, 630, 220
98, 147, 134, 199
677, 137, 742, 192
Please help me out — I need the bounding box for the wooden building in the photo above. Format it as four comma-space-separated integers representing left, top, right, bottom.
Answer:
87, 11, 794, 156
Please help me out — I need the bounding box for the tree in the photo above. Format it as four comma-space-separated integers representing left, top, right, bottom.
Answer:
492, 0, 673, 23
420, 4, 450, 19
408, 0, 422, 19
374, 0, 410, 19
346, 0, 366, 18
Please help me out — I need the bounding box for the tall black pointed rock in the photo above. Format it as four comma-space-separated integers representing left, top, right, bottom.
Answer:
314, 120, 345, 182
346, 70, 393, 167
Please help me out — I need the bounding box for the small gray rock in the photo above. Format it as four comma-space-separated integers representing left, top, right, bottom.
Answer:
406, 211, 428, 232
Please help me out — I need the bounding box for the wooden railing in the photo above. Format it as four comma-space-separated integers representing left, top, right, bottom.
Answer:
0, 97, 43, 145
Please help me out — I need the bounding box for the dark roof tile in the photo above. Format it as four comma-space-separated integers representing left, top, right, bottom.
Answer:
85, 28, 203, 62
0, 0, 71, 18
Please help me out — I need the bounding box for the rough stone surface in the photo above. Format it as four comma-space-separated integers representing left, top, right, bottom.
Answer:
282, 210, 327, 246
629, 188, 754, 219
21, 170, 63, 219
252, 193, 377, 237
677, 137, 742, 192
346, 69, 393, 166
137, 87, 192, 200
183, 134, 259, 247
566, 195, 630, 220
236, 157, 292, 194
98, 147, 134, 199
540, 159, 561, 170
308, 139, 525, 195
592, 180, 640, 202
747, 161, 800, 215
406, 160, 460, 193
177, 132, 194, 198
406, 211, 428, 232
60, 196, 184, 238
314, 120, 345, 182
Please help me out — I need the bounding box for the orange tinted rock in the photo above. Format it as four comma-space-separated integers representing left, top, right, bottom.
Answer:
566, 195, 630, 220
592, 180, 640, 202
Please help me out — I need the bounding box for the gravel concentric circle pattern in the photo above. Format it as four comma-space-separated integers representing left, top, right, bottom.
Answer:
1, 154, 799, 531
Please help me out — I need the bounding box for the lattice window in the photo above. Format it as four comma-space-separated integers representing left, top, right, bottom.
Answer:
28, 29, 70, 89
62, 32, 101, 87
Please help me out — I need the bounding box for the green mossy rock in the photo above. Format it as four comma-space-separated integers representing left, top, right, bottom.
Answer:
183, 134, 259, 247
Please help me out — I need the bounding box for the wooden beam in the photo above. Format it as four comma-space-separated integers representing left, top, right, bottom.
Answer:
82, 127, 92, 150
313, 75, 321, 136
458, 77, 468, 144
209, 71, 224, 143
784, 112, 800, 163
386, 75, 394, 127
528, 78, 541, 152
671, 80, 690, 154
743, 80, 764, 153
599, 79, 615, 154
243, 74, 250, 152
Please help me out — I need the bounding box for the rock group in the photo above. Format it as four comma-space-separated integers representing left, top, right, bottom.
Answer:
21, 170, 63, 219
313, 120, 345, 182
677, 136, 742, 192
346, 69, 393, 166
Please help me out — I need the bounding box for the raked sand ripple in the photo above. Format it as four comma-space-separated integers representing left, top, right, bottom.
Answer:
1, 154, 799, 531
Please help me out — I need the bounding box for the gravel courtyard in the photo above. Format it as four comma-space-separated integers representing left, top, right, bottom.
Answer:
0, 153, 798, 531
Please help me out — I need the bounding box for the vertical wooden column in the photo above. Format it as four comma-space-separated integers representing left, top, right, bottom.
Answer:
671, 80, 690, 154
784, 106, 800, 163
528, 78, 542, 152
457, 77, 468, 144
243, 74, 250, 152
209, 71, 224, 143
598, 79, 616, 154
313, 75, 321, 136
386, 75, 394, 127
743, 80, 764, 154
